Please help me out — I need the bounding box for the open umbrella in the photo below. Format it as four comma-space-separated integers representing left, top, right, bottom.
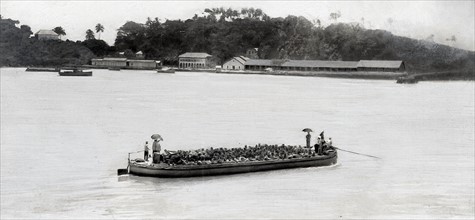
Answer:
302, 128, 313, 148
151, 134, 163, 141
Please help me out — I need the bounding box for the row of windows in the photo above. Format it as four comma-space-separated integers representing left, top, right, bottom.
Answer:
224, 65, 242, 70
179, 63, 206, 68
180, 58, 205, 62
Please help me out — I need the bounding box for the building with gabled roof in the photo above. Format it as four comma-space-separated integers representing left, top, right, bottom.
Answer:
281, 60, 359, 71
357, 60, 405, 72
91, 57, 160, 69
178, 52, 213, 69
35, 29, 59, 40
91, 57, 127, 67
222, 56, 249, 70
245, 59, 359, 71
178, 52, 212, 58
244, 59, 405, 72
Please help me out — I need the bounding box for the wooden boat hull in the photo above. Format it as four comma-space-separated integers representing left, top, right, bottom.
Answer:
129, 151, 337, 178
156, 69, 175, 73
58, 71, 92, 76
26, 67, 58, 72
396, 76, 418, 84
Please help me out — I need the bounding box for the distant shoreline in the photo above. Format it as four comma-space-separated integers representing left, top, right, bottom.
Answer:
3, 66, 473, 81
215, 70, 406, 80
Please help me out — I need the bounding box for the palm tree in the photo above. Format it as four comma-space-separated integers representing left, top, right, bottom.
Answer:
95, 23, 104, 40
52, 26, 66, 39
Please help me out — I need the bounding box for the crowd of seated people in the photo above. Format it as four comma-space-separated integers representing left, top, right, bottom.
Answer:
155, 144, 331, 166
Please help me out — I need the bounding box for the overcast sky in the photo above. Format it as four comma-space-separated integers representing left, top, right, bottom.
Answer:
2, 0, 474, 51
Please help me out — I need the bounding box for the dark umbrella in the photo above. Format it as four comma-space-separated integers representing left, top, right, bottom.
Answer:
151, 134, 163, 141
302, 128, 313, 148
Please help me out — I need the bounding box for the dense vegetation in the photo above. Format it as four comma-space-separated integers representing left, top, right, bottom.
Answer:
1, 8, 474, 79
113, 8, 474, 75
0, 17, 94, 67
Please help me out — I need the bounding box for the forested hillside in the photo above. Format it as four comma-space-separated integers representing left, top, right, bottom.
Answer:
0, 17, 94, 67
113, 8, 474, 75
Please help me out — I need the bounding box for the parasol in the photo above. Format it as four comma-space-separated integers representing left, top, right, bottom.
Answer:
151, 134, 163, 141
302, 128, 313, 133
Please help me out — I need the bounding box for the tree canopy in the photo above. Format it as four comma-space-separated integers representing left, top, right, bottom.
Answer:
1, 17, 93, 66
52, 26, 66, 38
86, 29, 95, 40
110, 7, 474, 72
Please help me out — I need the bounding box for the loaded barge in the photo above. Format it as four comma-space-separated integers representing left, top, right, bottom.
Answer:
126, 151, 337, 178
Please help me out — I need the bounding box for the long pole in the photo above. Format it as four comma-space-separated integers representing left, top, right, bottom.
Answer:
334, 146, 381, 159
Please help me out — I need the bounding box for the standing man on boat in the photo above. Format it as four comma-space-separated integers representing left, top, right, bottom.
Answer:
302, 128, 313, 154
152, 138, 162, 163
315, 136, 322, 155
144, 141, 150, 161
326, 137, 334, 152
152, 139, 161, 154
306, 133, 311, 147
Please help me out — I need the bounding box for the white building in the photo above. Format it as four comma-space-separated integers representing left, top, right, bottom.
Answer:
91, 58, 160, 69
178, 52, 212, 69
222, 56, 249, 70
35, 30, 59, 40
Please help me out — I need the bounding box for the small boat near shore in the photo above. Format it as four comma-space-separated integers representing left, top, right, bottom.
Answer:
396, 75, 418, 84
58, 68, 93, 76
25, 67, 58, 72
127, 151, 337, 178
156, 67, 175, 73
108, 67, 121, 71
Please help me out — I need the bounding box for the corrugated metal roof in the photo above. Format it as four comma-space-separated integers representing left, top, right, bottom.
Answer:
179, 52, 212, 58
35, 29, 58, 35
244, 59, 275, 66
103, 58, 127, 61
234, 58, 245, 64
128, 60, 156, 63
239, 56, 250, 61
282, 60, 359, 68
357, 60, 403, 68
245, 59, 359, 68
223, 56, 248, 65
234, 56, 249, 65
245, 59, 404, 69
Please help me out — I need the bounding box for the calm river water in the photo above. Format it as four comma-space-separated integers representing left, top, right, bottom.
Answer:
1, 68, 474, 219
